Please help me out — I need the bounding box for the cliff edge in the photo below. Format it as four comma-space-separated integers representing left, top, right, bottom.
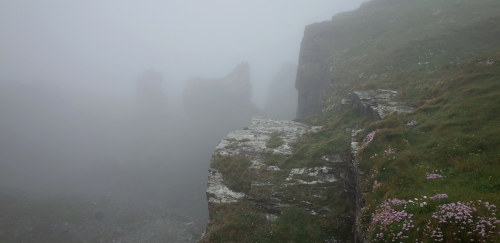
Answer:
200, 117, 358, 242
202, 0, 500, 242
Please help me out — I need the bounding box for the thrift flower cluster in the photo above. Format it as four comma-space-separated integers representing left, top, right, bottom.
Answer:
406, 120, 419, 127
370, 198, 415, 242
361, 130, 378, 150
426, 169, 446, 180
429, 194, 448, 200
384, 145, 396, 156
426, 200, 499, 242
370, 196, 499, 242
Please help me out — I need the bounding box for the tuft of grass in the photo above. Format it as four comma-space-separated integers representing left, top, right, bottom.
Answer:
283, 108, 364, 169
251, 206, 348, 242
266, 132, 285, 148
202, 202, 267, 243
211, 154, 252, 193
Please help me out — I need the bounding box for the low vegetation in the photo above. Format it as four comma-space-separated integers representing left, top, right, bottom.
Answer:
210, 154, 252, 193
355, 51, 500, 242
266, 132, 285, 148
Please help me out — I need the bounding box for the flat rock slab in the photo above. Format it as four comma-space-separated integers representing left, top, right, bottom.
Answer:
207, 117, 319, 204
351, 89, 414, 120
215, 117, 319, 156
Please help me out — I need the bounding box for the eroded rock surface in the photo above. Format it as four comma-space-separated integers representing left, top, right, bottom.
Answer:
350, 89, 414, 120
202, 117, 348, 241
206, 117, 318, 205
215, 117, 318, 157
206, 168, 245, 203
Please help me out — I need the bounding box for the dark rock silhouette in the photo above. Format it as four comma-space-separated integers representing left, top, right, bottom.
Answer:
264, 63, 298, 120
295, 23, 333, 118
182, 62, 260, 132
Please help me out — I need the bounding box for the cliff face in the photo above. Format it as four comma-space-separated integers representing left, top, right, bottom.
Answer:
295, 23, 334, 118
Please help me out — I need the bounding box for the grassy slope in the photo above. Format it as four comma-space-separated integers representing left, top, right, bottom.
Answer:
321, 0, 500, 106
310, 0, 500, 241
356, 51, 500, 241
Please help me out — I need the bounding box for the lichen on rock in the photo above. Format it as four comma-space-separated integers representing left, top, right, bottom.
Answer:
206, 168, 245, 203
201, 117, 349, 242
351, 89, 414, 120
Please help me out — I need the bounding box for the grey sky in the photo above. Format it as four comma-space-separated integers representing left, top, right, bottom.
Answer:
1, 0, 366, 106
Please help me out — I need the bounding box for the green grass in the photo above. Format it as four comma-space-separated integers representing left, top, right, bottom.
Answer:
266, 132, 285, 148
202, 202, 267, 243
204, 202, 353, 243
310, 2, 500, 240
251, 206, 345, 243
282, 108, 365, 169
262, 151, 288, 167
355, 51, 500, 241
314, 0, 500, 109
211, 154, 252, 193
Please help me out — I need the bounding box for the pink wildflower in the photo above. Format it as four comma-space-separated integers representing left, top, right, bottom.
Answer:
370, 198, 414, 242
384, 145, 396, 155
429, 194, 449, 200
406, 120, 419, 127
426, 200, 499, 242
426, 170, 446, 180
361, 130, 378, 150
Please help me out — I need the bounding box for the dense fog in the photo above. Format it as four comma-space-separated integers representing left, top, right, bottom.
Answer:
0, 0, 366, 241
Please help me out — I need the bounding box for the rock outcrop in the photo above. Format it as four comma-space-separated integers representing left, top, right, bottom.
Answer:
200, 118, 354, 242
350, 89, 414, 120
205, 117, 320, 206
295, 23, 333, 118
182, 62, 260, 132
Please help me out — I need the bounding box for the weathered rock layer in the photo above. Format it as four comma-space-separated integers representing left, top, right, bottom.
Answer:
200, 117, 353, 242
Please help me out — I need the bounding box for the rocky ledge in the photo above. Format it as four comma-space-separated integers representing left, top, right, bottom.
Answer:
206, 117, 323, 206
349, 89, 414, 120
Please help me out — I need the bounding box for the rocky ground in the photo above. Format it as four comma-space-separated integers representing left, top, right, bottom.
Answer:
0, 191, 203, 242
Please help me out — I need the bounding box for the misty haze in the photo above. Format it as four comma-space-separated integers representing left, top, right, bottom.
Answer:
0, 0, 366, 242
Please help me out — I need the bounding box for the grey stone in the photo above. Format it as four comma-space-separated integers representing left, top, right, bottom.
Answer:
206, 168, 245, 204
351, 89, 414, 120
